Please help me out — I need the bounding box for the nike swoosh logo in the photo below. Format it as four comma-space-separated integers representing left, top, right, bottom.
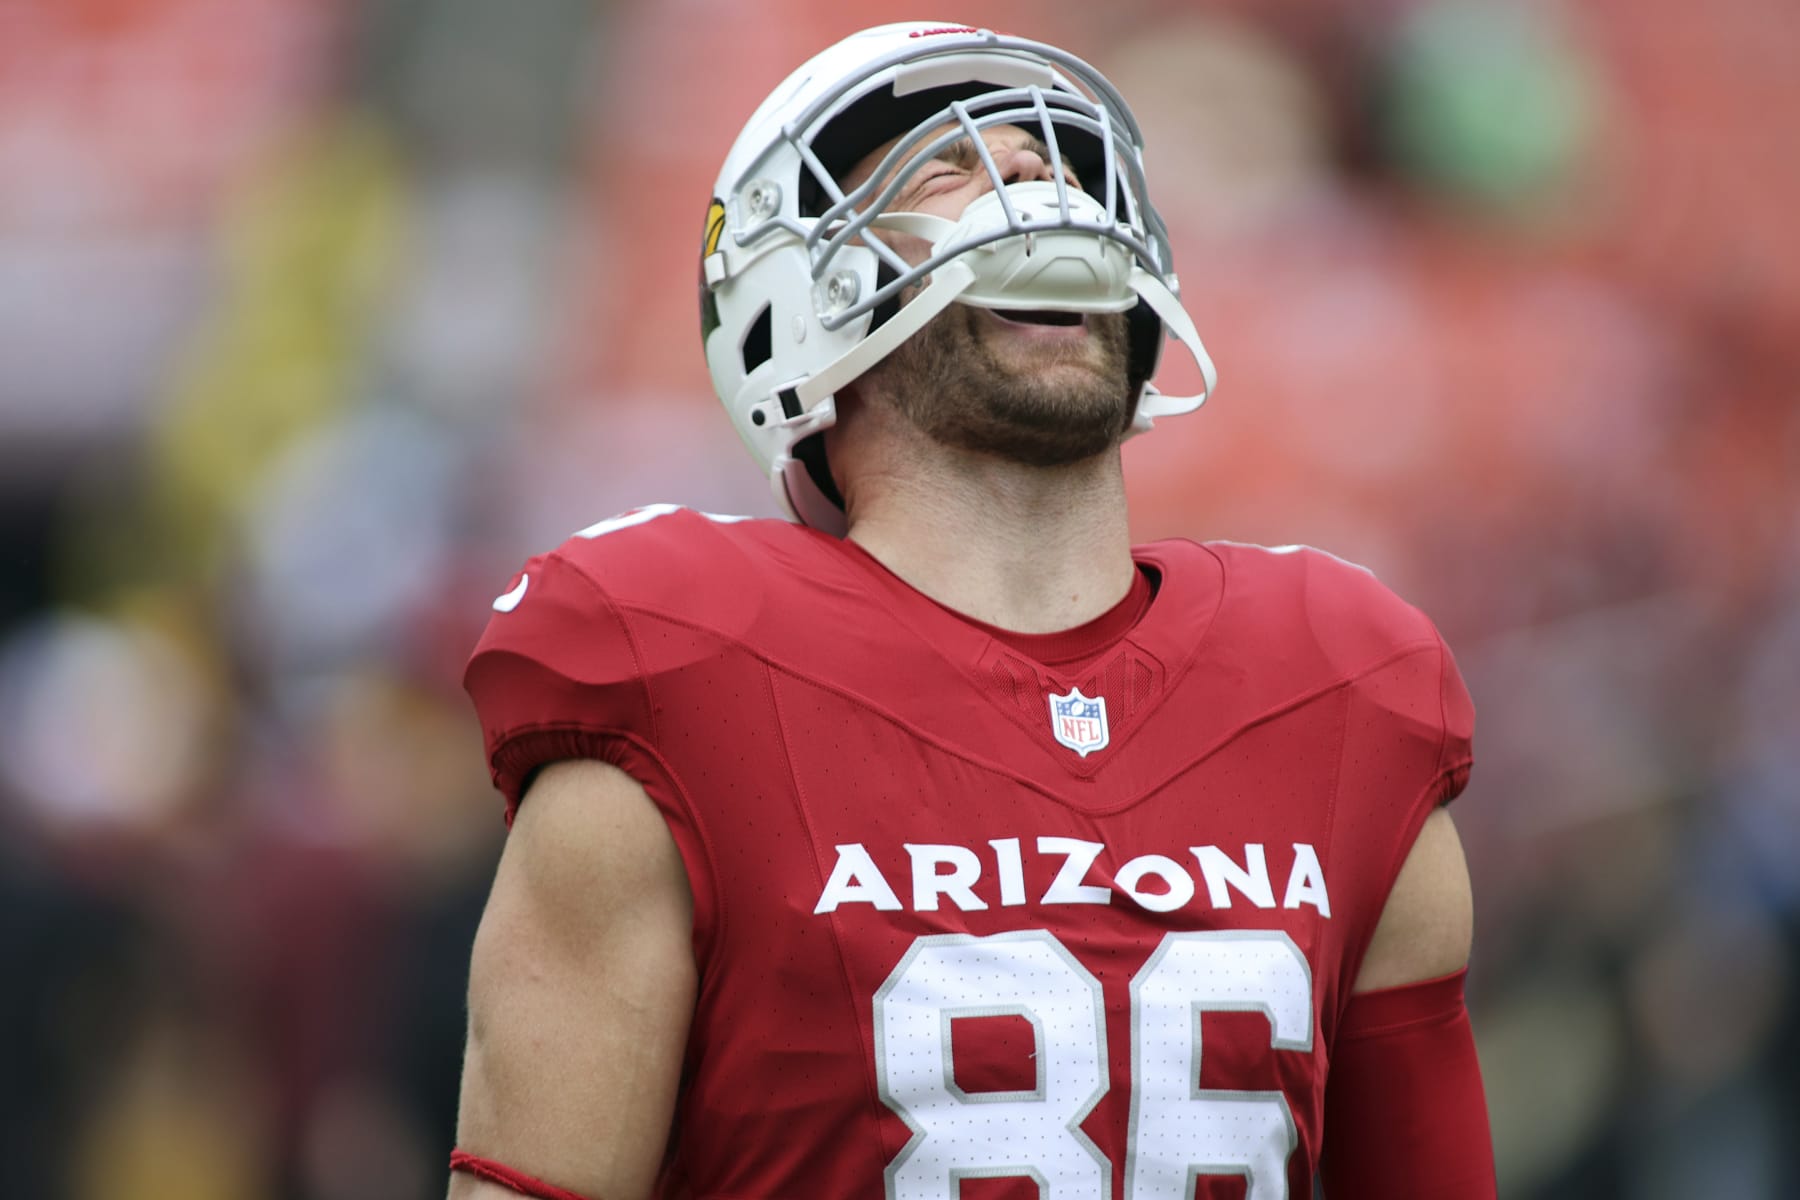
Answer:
492, 574, 529, 612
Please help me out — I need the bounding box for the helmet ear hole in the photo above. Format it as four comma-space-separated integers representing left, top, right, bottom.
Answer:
741, 304, 774, 373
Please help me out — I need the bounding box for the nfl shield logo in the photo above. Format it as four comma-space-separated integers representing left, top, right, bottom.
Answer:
1048, 687, 1110, 757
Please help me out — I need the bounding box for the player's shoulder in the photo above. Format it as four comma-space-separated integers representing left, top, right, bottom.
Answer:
1195, 539, 1443, 662
555, 502, 807, 569
525, 503, 826, 616
472, 505, 837, 667
1157, 540, 1474, 814
468, 504, 825, 708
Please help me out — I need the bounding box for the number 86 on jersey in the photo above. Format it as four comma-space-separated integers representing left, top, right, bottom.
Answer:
875, 928, 1313, 1199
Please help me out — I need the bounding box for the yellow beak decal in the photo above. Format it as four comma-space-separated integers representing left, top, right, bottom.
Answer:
703, 199, 726, 258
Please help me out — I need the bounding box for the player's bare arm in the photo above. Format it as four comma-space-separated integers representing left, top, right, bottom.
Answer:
1353, 806, 1474, 991
450, 759, 695, 1200
1322, 805, 1492, 1196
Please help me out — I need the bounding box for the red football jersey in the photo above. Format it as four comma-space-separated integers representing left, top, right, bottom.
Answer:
465, 505, 1474, 1200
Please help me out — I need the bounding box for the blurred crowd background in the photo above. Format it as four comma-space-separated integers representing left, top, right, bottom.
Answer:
0, 0, 1795, 1197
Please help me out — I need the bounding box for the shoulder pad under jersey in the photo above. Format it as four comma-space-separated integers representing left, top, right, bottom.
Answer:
464, 505, 813, 810
1206, 541, 1474, 801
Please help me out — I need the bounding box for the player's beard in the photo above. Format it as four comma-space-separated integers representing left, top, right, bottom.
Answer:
863, 301, 1136, 468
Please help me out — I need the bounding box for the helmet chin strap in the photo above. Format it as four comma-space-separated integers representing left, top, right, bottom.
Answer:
779, 248, 982, 536
1124, 266, 1216, 431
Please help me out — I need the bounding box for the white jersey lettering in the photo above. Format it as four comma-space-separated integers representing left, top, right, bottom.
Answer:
905, 843, 988, 912
989, 837, 1028, 907
1281, 842, 1331, 917
815, 843, 904, 913
1191, 843, 1276, 909
1114, 854, 1195, 913
1038, 837, 1112, 906
813, 838, 1330, 920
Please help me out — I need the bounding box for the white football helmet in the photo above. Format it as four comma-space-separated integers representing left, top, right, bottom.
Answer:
700, 21, 1217, 532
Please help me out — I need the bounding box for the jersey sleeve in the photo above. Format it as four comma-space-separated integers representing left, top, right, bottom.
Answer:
463, 548, 656, 819
1434, 628, 1475, 806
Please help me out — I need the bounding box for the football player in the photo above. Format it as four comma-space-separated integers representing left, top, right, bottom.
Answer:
450, 22, 1495, 1200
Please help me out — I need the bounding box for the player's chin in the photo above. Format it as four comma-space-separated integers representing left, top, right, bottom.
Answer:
995, 343, 1124, 393
962, 399, 1131, 466
1019, 365, 1124, 408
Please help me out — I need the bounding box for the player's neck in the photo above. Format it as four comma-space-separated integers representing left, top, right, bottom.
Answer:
841, 441, 1135, 635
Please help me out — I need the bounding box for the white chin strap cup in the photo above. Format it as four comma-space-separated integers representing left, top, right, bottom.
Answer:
796, 182, 1216, 422
930, 185, 1139, 314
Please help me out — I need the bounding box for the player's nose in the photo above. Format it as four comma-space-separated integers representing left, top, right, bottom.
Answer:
995, 143, 1053, 185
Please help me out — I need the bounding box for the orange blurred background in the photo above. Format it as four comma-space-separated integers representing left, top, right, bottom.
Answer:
1, 1, 1795, 1197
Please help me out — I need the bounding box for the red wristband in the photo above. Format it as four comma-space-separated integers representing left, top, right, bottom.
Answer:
449, 1150, 596, 1200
